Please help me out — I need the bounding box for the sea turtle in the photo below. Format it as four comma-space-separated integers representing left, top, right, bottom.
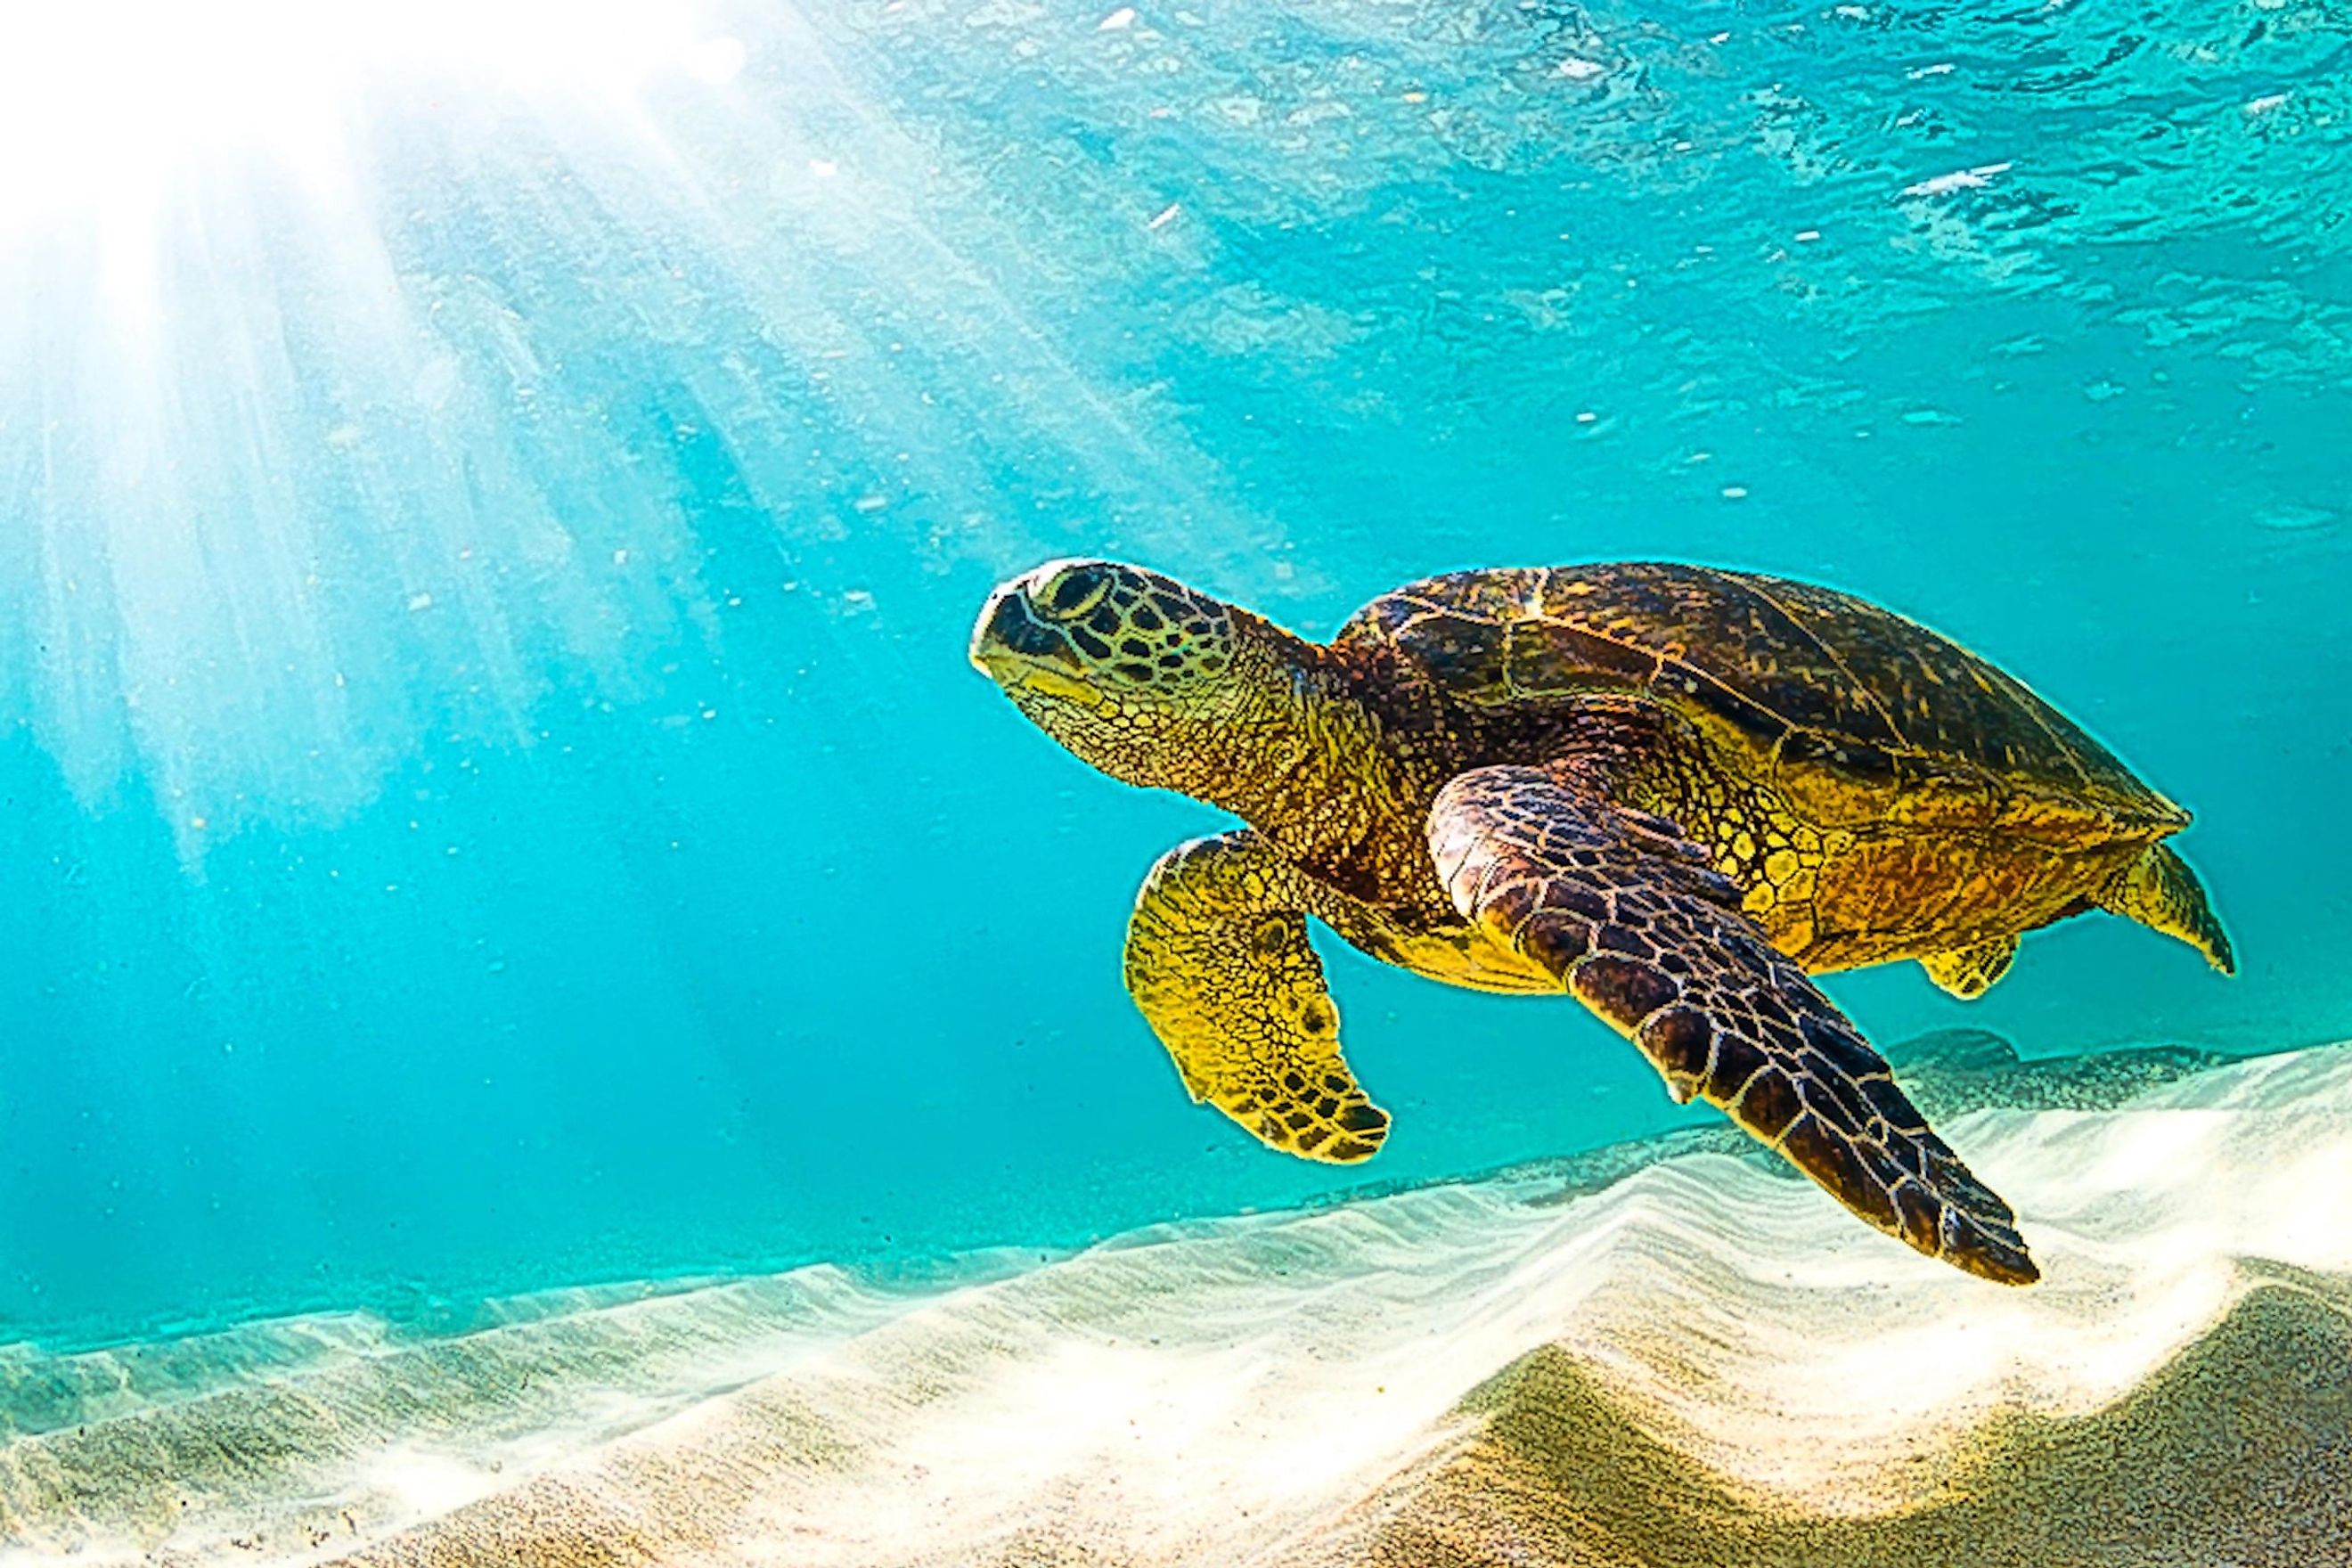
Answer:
970, 559, 2234, 1284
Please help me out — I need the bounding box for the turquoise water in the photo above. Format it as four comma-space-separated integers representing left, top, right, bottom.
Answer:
4, 0, 2347, 1350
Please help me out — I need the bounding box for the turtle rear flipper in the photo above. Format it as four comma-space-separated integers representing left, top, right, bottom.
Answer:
1124, 832, 1390, 1164
2098, 841, 2235, 975
1428, 760, 2038, 1286
1920, 935, 2019, 1000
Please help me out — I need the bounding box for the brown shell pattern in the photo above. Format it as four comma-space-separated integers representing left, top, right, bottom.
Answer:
1340, 562, 2184, 835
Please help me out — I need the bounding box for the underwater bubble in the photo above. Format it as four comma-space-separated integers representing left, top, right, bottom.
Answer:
2253, 504, 2338, 534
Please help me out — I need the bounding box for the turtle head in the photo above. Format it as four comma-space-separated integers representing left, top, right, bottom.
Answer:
971, 559, 1259, 790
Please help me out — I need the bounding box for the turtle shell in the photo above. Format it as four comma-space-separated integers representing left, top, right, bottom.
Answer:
1339, 562, 2185, 840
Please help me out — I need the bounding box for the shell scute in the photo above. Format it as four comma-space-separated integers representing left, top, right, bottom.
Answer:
1342, 561, 2183, 836
1504, 620, 1657, 693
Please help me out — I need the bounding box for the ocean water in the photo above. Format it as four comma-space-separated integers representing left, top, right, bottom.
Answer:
2, 0, 2346, 1417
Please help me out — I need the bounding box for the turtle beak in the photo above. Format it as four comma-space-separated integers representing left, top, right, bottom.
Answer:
970, 582, 1098, 702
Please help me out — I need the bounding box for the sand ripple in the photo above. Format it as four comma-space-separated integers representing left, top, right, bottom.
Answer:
4, 1035, 2346, 1567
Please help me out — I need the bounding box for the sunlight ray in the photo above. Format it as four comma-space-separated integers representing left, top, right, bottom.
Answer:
0, 0, 1281, 852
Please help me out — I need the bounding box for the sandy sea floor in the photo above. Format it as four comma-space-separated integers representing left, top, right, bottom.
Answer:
4, 1031, 2348, 1567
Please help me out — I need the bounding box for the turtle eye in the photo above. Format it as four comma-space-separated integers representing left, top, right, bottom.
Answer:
1035, 563, 1112, 621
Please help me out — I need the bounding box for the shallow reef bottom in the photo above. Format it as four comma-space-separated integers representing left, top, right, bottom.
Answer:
5, 1031, 2349, 1567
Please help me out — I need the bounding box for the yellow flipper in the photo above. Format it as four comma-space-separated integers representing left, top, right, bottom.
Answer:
1920, 936, 2019, 1000
1123, 832, 1389, 1164
2099, 842, 2236, 975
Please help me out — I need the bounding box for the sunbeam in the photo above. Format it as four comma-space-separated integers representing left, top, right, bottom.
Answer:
0, 0, 1288, 853
0, 0, 734, 234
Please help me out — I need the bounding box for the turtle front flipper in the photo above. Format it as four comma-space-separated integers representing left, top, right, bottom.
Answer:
1124, 832, 1390, 1164
1427, 763, 2039, 1286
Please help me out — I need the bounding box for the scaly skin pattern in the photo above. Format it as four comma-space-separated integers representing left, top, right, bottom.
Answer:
1123, 831, 1391, 1162
1429, 759, 2037, 1285
972, 559, 2234, 1284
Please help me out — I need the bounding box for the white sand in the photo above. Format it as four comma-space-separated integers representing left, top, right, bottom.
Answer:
4, 1041, 2347, 1567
